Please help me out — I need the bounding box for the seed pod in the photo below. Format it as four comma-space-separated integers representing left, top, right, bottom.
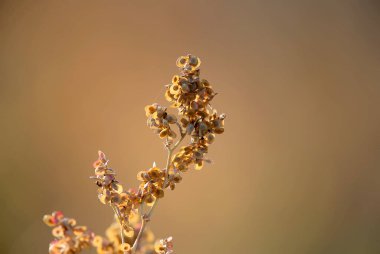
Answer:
165, 114, 177, 124
198, 122, 208, 136
195, 160, 203, 170
156, 108, 165, 118
145, 194, 156, 206
159, 129, 168, 138
73, 226, 87, 236
119, 243, 131, 252
180, 81, 190, 93
98, 189, 111, 204
153, 188, 165, 199
148, 167, 162, 179
92, 236, 103, 247
177, 164, 187, 172
103, 175, 113, 186
165, 90, 175, 102
168, 130, 177, 139
191, 135, 199, 143
206, 133, 215, 144
68, 218, 77, 227
194, 151, 203, 159
201, 79, 210, 88
111, 193, 121, 203
214, 127, 224, 134
43, 215, 56, 227
123, 226, 135, 238
111, 182, 123, 193
137, 171, 149, 181
172, 75, 180, 84
212, 119, 222, 128
173, 174, 182, 183
169, 84, 181, 95
176, 56, 187, 67
180, 117, 189, 127
52, 211, 64, 221
52, 226, 65, 238
190, 101, 198, 110
188, 55, 201, 69
145, 105, 156, 116
186, 109, 195, 116
186, 124, 194, 135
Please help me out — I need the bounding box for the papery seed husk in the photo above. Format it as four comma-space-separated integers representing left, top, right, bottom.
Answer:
186, 124, 194, 135
195, 161, 203, 170
111, 182, 123, 193
145, 195, 156, 206
172, 75, 179, 84
214, 127, 224, 134
168, 130, 177, 139
98, 194, 107, 204
166, 114, 177, 124
180, 118, 189, 127
170, 84, 180, 95
206, 133, 215, 144
176, 56, 187, 67
154, 188, 164, 198
181, 82, 190, 93
43, 215, 55, 227
52, 226, 65, 237
92, 236, 103, 247
159, 129, 168, 138
123, 227, 135, 238
120, 243, 131, 251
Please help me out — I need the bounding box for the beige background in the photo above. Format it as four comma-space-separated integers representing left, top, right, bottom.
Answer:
0, 0, 379, 253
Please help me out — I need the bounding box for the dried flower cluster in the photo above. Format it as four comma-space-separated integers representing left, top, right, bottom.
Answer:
44, 55, 225, 254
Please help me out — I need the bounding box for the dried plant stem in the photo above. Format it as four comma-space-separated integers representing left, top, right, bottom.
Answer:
131, 131, 186, 253
111, 205, 128, 253
44, 55, 225, 254
131, 214, 147, 252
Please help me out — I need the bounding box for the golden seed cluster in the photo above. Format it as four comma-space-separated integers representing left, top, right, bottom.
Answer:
43, 211, 95, 254
43, 55, 225, 254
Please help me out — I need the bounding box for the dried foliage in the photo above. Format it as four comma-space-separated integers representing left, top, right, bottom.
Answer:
43, 55, 226, 254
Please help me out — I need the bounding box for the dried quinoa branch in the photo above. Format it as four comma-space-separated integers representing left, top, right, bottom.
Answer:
43, 55, 225, 254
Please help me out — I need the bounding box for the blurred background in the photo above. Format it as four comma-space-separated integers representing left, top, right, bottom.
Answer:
0, 0, 379, 253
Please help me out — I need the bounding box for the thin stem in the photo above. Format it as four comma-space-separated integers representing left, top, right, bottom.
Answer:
173, 131, 186, 152
111, 205, 128, 254
131, 215, 147, 252
131, 125, 186, 253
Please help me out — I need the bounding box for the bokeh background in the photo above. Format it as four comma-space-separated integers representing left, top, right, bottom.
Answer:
1, 0, 379, 253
